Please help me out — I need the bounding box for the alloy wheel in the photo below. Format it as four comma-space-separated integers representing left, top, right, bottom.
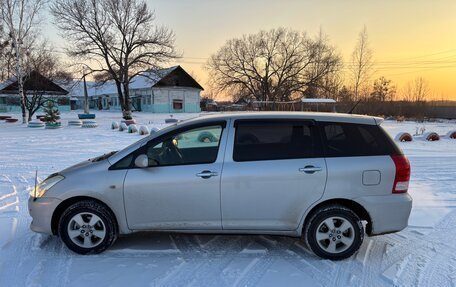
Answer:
67, 212, 106, 248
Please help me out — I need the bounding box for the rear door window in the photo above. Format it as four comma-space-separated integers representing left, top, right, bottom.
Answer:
320, 122, 400, 157
233, 120, 321, 162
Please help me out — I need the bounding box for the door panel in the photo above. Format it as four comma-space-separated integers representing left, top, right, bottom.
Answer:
221, 119, 327, 231
221, 158, 327, 230
123, 163, 223, 230
122, 122, 229, 230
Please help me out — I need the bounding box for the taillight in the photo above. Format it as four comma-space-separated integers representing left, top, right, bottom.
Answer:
391, 155, 411, 193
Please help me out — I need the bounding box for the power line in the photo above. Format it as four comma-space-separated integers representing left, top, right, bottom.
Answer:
384, 65, 456, 77
43, 47, 456, 64
383, 48, 456, 61
39, 47, 456, 74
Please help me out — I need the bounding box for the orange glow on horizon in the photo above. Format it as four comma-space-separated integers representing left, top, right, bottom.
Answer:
45, 0, 456, 100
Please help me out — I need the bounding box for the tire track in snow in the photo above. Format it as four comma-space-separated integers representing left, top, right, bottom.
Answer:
285, 241, 335, 284
0, 172, 74, 287
413, 210, 456, 287
234, 236, 329, 287
0, 175, 19, 214
374, 210, 456, 286
159, 235, 253, 287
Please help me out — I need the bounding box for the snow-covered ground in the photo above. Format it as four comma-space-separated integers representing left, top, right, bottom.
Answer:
0, 111, 455, 287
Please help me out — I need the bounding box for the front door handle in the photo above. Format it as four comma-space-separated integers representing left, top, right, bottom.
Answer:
299, 165, 322, 174
196, 170, 218, 179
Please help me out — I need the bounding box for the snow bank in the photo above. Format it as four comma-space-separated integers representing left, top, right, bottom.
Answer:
138, 125, 149, 135
119, 122, 128, 131
127, 124, 138, 133
2, 112, 456, 287
111, 121, 119, 130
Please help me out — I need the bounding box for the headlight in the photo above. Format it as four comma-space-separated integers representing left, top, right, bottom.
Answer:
32, 175, 65, 198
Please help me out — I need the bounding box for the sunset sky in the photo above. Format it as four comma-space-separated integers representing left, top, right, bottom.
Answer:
45, 0, 456, 100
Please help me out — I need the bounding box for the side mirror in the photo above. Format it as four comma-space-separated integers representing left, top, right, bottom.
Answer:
134, 154, 149, 168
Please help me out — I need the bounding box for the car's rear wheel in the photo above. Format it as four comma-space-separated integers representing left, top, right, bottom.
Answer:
305, 205, 364, 260
58, 200, 117, 254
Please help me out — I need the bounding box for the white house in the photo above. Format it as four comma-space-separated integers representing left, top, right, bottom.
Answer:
68, 65, 203, 113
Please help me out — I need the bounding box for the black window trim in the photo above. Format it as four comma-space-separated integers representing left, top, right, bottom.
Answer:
234, 118, 315, 127
109, 120, 227, 170
232, 118, 323, 162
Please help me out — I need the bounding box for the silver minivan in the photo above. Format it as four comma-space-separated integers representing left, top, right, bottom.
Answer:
28, 112, 412, 260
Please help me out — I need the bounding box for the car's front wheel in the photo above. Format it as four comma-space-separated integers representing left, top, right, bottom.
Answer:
305, 205, 364, 260
58, 200, 117, 254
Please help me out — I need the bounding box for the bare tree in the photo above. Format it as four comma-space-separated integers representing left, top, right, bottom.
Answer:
303, 30, 343, 99
51, 0, 178, 119
23, 40, 73, 121
350, 26, 374, 101
1, 0, 47, 123
411, 77, 429, 102
313, 72, 343, 99
207, 28, 341, 103
0, 45, 15, 81
402, 82, 414, 102
400, 77, 429, 102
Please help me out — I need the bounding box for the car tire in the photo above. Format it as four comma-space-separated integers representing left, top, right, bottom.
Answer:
304, 205, 364, 260
58, 200, 117, 255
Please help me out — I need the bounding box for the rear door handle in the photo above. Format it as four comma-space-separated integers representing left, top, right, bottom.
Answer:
299, 166, 322, 174
196, 170, 219, 179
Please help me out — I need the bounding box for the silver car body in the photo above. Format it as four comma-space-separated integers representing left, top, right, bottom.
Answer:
29, 112, 412, 237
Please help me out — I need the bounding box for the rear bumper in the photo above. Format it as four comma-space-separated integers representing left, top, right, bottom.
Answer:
355, 193, 412, 235
28, 196, 61, 234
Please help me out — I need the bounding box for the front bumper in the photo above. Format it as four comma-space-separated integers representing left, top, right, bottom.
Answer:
28, 196, 62, 234
356, 193, 413, 235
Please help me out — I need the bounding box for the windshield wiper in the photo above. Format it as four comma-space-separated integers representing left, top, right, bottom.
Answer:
91, 151, 117, 162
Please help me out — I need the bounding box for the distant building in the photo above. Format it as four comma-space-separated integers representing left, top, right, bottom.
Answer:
68, 65, 203, 113
0, 71, 69, 113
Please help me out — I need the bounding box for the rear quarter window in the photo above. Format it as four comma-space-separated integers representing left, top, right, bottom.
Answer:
319, 121, 401, 157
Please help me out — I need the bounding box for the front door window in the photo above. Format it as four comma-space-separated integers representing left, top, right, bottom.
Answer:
145, 125, 223, 167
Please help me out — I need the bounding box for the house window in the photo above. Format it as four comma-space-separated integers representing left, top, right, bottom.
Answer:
143, 96, 151, 105
173, 99, 183, 110
57, 97, 69, 105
